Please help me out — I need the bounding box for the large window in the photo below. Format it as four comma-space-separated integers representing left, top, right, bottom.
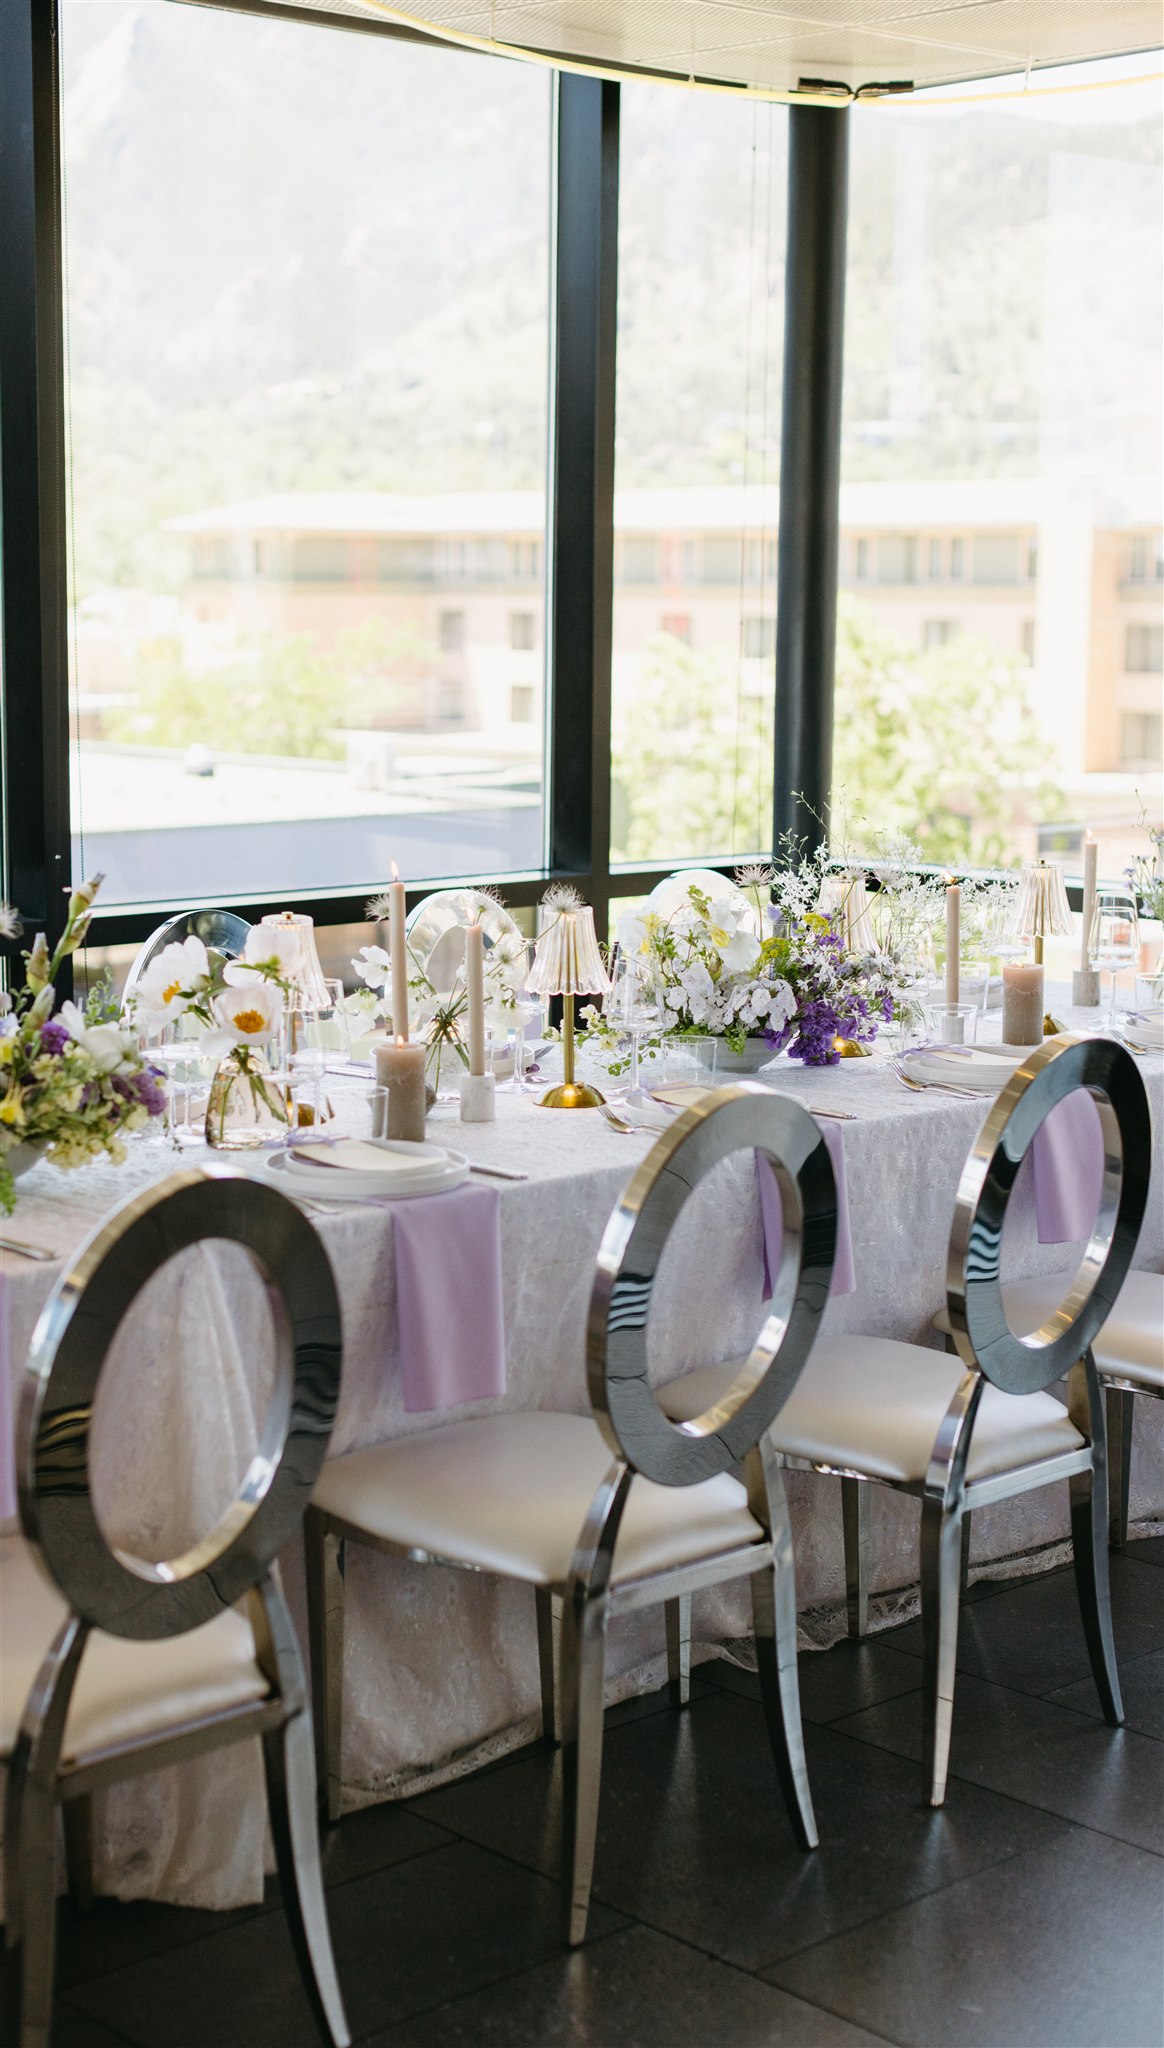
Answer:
60, 2, 551, 907
610, 88, 787, 866
835, 58, 1163, 874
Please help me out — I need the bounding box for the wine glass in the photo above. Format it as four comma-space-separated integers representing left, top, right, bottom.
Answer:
510, 941, 545, 1094
605, 949, 660, 1102
1089, 891, 1140, 1031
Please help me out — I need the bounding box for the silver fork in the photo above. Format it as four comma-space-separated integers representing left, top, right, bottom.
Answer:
598, 1102, 637, 1133
892, 1064, 978, 1101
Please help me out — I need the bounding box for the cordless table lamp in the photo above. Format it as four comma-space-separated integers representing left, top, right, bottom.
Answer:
528, 890, 611, 1108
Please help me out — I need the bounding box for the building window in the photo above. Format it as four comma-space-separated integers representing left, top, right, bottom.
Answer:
438, 540, 471, 580
878, 536, 917, 584
621, 537, 658, 583
972, 533, 1020, 584
439, 609, 465, 653
1021, 619, 1036, 663
1120, 711, 1163, 763
742, 615, 775, 660
702, 537, 743, 584
660, 612, 692, 644
745, 538, 776, 584
927, 538, 942, 580
510, 683, 536, 724
854, 537, 870, 580
291, 537, 347, 582
510, 540, 540, 580
949, 538, 965, 579
509, 612, 536, 651
1126, 623, 1164, 672
923, 619, 958, 650
1026, 541, 1038, 580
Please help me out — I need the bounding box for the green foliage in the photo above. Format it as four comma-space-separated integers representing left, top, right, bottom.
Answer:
105, 619, 436, 760
612, 601, 1064, 867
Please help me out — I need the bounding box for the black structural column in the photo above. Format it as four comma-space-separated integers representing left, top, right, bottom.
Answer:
772, 104, 850, 858
547, 73, 618, 936
0, 0, 72, 965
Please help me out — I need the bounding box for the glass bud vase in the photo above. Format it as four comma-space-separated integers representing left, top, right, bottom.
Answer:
205, 1047, 289, 1150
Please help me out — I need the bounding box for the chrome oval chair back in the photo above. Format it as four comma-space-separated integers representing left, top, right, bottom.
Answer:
6, 1167, 349, 2048
121, 909, 252, 1009
305, 1084, 837, 1947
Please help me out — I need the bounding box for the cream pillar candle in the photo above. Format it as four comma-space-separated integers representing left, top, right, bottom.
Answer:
1002, 961, 1044, 1046
1079, 832, 1097, 971
374, 1036, 427, 1142
945, 880, 960, 1009
465, 922, 486, 1077
388, 864, 409, 1041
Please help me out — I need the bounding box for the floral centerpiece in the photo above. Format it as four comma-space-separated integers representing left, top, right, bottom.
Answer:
0, 876, 166, 1211
353, 887, 527, 1090
126, 923, 301, 1146
605, 856, 905, 1069
1126, 797, 1164, 998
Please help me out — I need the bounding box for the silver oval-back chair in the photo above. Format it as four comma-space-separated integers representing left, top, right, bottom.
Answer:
2, 1167, 350, 2048
306, 1082, 837, 1945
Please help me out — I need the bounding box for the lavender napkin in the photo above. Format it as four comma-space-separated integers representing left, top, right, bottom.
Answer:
1029, 1090, 1105, 1245
758, 1119, 855, 1299
392, 1182, 507, 1413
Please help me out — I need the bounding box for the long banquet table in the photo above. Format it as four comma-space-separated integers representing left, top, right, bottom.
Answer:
2, 1004, 1161, 1910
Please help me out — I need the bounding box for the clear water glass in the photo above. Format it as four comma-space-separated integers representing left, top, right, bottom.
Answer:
1089, 893, 1140, 1030
605, 950, 660, 1101
511, 942, 545, 1093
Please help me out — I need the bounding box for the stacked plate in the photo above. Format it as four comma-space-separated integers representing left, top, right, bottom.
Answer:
899, 1044, 1038, 1093
1123, 1009, 1164, 1053
260, 1136, 469, 1201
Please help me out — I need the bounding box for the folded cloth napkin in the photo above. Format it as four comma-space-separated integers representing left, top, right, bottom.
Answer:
758, 1120, 855, 1299
392, 1182, 507, 1413
1029, 1089, 1105, 1245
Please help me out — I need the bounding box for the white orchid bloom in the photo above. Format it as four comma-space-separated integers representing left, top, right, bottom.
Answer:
132, 936, 210, 1026
59, 1000, 137, 1075
211, 981, 282, 1046
352, 944, 393, 992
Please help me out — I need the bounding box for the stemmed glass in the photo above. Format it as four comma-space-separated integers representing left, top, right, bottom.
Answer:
1089, 892, 1140, 1032
510, 942, 546, 1094
605, 949, 660, 1103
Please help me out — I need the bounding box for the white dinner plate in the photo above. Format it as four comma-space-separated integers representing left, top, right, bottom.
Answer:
901, 1044, 1037, 1093
259, 1142, 469, 1201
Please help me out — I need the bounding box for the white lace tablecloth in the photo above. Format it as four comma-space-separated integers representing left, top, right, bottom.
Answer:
2, 1005, 1161, 1910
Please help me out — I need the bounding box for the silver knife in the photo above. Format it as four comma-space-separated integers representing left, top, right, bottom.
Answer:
468, 1163, 529, 1181
1, 1236, 60, 1261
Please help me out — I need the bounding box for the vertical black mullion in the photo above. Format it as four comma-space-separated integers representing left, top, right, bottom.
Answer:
0, 0, 72, 970
547, 72, 618, 936
772, 105, 849, 858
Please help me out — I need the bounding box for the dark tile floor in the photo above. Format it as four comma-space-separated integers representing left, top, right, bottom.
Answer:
17, 1539, 1164, 2048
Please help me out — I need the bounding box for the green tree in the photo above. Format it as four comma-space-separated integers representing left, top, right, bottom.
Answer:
612, 598, 1063, 867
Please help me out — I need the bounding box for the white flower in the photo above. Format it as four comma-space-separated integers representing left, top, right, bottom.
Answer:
719, 926, 759, 975
132, 936, 210, 1026
618, 910, 648, 954
240, 923, 302, 979
352, 944, 393, 991
211, 981, 282, 1046
59, 1000, 137, 1075
0, 902, 22, 941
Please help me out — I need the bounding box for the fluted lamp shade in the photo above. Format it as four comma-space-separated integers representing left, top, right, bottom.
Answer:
261, 911, 332, 1009
530, 902, 610, 1108
1010, 861, 1073, 965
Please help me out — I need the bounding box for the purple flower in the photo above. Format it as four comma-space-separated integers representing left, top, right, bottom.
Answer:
39, 1021, 69, 1056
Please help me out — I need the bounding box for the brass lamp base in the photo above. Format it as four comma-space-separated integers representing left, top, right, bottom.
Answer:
834, 1036, 872, 1059
538, 1080, 606, 1109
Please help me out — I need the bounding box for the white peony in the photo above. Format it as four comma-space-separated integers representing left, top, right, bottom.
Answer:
240, 923, 302, 978
211, 981, 282, 1046
131, 936, 210, 1027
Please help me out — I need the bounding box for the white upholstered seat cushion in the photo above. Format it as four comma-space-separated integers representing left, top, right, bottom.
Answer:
311, 1411, 764, 1587
659, 1337, 1084, 1487
932, 1269, 1163, 1395
0, 1536, 270, 1766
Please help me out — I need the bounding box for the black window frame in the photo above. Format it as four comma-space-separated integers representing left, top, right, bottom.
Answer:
2, 0, 853, 961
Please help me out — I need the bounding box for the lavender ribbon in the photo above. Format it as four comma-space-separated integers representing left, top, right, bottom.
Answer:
392, 1181, 507, 1413
758, 1119, 856, 1300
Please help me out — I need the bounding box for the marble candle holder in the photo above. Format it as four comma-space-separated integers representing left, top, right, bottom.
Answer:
459, 1071, 496, 1123
1072, 967, 1101, 1008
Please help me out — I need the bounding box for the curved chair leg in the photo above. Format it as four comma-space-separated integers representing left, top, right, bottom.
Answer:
840, 1477, 870, 1638
752, 1461, 818, 1851
665, 1594, 691, 1707
920, 1498, 963, 1806
1070, 1464, 1124, 1725
62, 1794, 95, 1915
960, 1512, 973, 1596
304, 1509, 345, 1828
558, 1592, 609, 1947
535, 1587, 562, 1747
253, 1577, 351, 2048
5, 1615, 87, 2048
1105, 1387, 1134, 1550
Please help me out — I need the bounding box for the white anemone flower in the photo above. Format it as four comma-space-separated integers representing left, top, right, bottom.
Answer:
132, 936, 210, 1026
239, 923, 302, 978
59, 1000, 137, 1075
211, 981, 282, 1046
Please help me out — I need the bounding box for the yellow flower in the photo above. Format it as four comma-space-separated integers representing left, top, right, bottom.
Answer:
1, 1093, 26, 1128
